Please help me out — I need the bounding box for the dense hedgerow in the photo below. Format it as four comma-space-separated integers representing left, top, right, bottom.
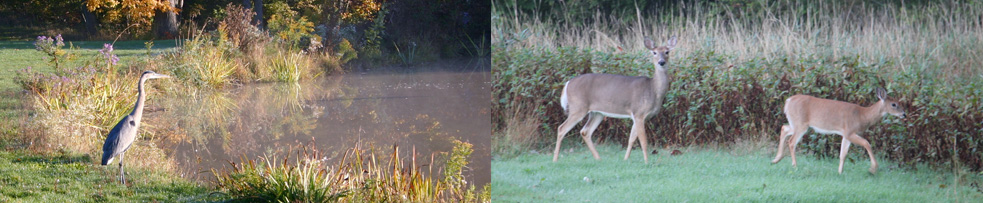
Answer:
493, 47, 983, 170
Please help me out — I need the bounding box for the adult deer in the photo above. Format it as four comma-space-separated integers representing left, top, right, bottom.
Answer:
771, 88, 906, 174
552, 36, 677, 163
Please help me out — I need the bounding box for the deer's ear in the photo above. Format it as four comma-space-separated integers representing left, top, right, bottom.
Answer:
644, 38, 656, 50
875, 88, 887, 100
666, 36, 677, 50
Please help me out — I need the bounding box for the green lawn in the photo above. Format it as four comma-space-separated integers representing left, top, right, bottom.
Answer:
492, 144, 983, 202
0, 40, 178, 92
0, 150, 216, 202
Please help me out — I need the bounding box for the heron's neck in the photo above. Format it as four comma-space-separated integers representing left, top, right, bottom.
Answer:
131, 77, 147, 120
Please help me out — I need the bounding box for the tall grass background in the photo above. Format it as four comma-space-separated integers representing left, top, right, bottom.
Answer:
496, 0, 983, 82
492, 0, 983, 172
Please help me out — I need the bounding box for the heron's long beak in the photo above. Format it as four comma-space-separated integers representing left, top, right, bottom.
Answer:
151, 73, 171, 79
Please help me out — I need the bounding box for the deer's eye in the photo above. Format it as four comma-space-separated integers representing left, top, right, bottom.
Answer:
891, 103, 897, 107
665, 51, 669, 55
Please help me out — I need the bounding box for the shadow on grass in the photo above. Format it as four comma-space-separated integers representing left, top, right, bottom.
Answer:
12, 153, 92, 165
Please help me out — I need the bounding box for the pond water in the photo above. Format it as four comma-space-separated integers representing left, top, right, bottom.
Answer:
148, 59, 490, 187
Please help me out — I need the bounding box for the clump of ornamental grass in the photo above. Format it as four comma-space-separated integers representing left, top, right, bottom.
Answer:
213, 140, 489, 202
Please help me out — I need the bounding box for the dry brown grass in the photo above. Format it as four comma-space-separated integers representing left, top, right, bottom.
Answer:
492, 109, 541, 159
493, 0, 983, 83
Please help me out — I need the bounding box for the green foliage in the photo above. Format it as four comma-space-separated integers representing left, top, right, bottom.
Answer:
214, 153, 344, 202
359, 6, 386, 62
443, 140, 481, 202
267, 1, 318, 49
335, 38, 357, 64
393, 41, 418, 66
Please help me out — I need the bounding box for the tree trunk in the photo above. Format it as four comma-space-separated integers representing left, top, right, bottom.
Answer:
243, 0, 265, 29
321, 1, 342, 49
153, 0, 182, 39
81, 4, 98, 38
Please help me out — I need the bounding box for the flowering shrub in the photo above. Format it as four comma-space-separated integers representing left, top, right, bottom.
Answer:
33, 34, 70, 70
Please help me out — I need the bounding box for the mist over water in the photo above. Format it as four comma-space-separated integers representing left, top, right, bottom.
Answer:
148, 59, 490, 186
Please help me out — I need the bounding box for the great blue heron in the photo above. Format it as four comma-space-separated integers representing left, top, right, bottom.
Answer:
101, 70, 170, 184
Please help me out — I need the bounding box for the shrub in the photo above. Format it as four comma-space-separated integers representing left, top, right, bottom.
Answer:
33, 34, 73, 71
336, 38, 357, 64
217, 3, 268, 53
266, 1, 317, 49
359, 6, 386, 62
214, 141, 489, 202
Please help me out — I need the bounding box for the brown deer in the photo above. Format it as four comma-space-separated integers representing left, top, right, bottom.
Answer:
552, 36, 677, 163
771, 88, 906, 174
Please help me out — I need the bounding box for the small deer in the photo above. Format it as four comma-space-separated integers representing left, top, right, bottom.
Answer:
771, 88, 906, 174
553, 36, 677, 163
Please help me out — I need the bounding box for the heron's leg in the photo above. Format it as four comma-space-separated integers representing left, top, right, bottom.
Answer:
118, 153, 126, 184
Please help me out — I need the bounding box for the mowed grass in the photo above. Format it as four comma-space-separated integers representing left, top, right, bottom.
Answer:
0, 40, 178, 92
0, 150, 214, 202
492, 143, 983, 202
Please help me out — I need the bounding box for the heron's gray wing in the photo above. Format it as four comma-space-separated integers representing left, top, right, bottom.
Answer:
101, 115, 138, 165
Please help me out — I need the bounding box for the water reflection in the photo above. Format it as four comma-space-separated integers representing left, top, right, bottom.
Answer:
149, 59, 490, 187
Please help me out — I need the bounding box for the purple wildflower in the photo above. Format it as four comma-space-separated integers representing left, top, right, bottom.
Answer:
55, 34, 64, 47
34, 36, 51, 52
100, 43, 119, 65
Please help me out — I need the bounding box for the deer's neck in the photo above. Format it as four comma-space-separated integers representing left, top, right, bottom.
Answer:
859, 101, 884, 127
652, 65, 670, 95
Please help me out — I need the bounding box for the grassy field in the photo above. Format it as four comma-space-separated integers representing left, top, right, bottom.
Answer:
492, 143, 983, 202
0, 150, 214, 202
0, 40, 178, 92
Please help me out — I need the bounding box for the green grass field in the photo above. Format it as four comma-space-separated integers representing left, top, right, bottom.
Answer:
492, 143, 983, 202
0, 150, 214, 202
0, 40, 178, 92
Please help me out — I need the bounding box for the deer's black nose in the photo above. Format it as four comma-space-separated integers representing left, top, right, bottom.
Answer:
658, 61, 666, 66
